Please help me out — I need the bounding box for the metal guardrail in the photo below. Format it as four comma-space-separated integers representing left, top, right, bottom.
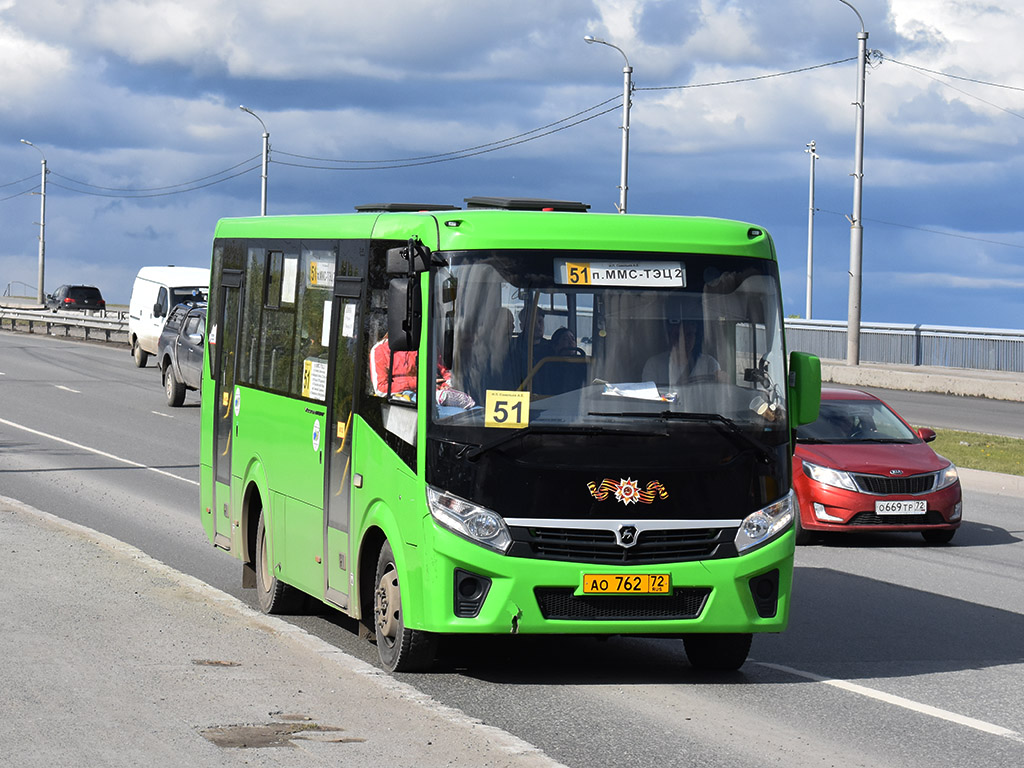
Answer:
2, 307, 1022, 374
785, 319, 1024, 373
0, 307, 128, 344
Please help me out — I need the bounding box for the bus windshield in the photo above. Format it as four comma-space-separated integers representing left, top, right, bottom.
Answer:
430, 249, 787, 435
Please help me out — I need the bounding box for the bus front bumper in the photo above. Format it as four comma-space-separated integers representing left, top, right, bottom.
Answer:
405, 524, 794, 636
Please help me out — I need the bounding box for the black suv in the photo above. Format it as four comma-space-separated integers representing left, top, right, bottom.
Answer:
46, 285, 106, 312
157, 302, 206, 406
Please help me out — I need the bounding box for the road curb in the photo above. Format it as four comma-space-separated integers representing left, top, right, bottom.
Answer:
957, 467, 1024, 497
0, 494, 566, 768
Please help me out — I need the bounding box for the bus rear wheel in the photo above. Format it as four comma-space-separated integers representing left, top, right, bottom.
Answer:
683, 633, 752, 671
373, 541, 438, 672
255, 512, 304, 614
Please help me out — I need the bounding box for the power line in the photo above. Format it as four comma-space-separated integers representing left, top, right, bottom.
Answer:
637, 57, 857, 92
275, 96, 621, 165
49, 154, 262, 192
880, 55, 1024, 92
818, 207, 1024, 250
273, 104, 621, 171
48, 164, 262, 199
882, 56, 1024, 122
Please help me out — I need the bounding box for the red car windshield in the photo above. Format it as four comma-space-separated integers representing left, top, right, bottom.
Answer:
796, 399, 919, 444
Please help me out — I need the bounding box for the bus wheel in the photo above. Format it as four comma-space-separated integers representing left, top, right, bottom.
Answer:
683, 633, 752, 671
133, 340, 148, 368
255, 512, 303, 614
373, 541, 437, 673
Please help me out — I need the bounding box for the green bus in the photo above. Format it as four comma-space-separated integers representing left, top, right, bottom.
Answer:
200, 197, 820, 672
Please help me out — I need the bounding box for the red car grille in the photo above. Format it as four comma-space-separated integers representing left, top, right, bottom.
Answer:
852, 472, 937, 495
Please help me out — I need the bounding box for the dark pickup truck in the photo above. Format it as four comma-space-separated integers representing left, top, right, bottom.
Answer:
158, 302, 206, 406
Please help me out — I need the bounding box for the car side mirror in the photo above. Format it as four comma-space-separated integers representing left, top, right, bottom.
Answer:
187, 332, 204, 346
153, 302, 165, 318
917, 427, 937, 443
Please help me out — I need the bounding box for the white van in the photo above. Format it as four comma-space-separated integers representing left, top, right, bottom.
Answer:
128, 266, 208, 367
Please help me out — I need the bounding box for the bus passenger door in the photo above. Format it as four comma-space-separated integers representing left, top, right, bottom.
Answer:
324, 277, 362, 609
212, 271, 242, 551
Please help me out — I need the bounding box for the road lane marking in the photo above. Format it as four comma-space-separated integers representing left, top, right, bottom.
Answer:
0, 416, 199, 486
757, 662, 1024, 743
55, 385, 81, 393
151, 411, 174, 419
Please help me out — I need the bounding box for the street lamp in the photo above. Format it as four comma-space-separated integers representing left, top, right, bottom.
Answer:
837, 0, 868, 365
20, 139, 47, 304
584, 35, 632, 213
805, 140, 819, 320
239, 105, 269, 216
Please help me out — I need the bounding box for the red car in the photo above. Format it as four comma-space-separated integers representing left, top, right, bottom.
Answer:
792, 388, 962, 545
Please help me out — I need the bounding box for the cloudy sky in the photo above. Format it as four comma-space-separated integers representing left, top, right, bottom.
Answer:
1, 0, 1022, 330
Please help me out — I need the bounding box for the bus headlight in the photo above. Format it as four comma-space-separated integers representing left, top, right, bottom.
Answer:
427, 486, 512, 554
735, 490, 796, 553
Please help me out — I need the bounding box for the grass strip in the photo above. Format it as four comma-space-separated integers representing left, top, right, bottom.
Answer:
929, 428, 1024, 478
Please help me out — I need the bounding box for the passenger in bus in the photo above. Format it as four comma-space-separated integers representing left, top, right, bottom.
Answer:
370, 334, 418, 398
642, 318, 721, 385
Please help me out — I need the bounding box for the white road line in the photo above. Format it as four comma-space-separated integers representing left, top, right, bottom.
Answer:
757, 662, 1024, 743
0, 416, 199, 486
54, 385, 80, 393
151, 411, 174, 419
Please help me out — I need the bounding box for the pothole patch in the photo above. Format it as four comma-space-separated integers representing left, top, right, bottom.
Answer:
200, 717, 365, 748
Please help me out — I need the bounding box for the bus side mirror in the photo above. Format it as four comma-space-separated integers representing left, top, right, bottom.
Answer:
787, 351, 821, 427
386, 240, 431, 275
387, 277, 421, 352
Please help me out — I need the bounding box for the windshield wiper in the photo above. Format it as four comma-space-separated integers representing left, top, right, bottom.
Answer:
593, 410, 779, 466
463, 423, 665, 461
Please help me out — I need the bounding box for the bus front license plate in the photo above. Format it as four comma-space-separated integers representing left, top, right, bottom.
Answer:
582, 574, 671, 595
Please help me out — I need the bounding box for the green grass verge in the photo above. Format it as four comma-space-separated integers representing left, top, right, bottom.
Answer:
929, 429, 1024, 477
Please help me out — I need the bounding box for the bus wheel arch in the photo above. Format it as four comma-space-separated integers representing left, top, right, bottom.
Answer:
371, 538, 438, 672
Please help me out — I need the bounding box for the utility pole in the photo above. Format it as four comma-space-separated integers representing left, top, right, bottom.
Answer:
805, 141, 819, 320
20, 139, 47, 304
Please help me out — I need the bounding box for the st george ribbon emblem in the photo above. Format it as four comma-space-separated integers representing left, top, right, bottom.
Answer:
587, 478, 668, 506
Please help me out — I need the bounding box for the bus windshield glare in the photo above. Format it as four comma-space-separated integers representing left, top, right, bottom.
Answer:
431, 249, 787, 433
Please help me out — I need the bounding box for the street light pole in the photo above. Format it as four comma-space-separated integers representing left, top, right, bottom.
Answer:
584, 35, 632, 213
239, 106, 269, 216
805, 140, 819, 320
20, 139, 47, 304
837, 0, 868, 365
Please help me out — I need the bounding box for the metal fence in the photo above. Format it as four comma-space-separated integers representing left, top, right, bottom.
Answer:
2, 305, 1022, 374
785, 319, 1024, 373
0, 306, 128, 344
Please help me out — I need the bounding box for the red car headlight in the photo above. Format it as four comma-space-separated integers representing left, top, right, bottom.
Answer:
802, 461, 858, 492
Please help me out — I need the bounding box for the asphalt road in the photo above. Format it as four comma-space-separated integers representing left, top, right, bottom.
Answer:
2, 331, 1023, 767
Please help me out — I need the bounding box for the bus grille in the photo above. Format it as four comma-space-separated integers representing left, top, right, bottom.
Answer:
534, 587, 711, 621
508, 526, 731, 565
852, 472, 937, 495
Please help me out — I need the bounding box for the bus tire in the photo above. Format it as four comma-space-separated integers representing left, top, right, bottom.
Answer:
133, 339, 148, 368
164, 367, 186, 407
373, 540, 438, 672
683, 633, 752, 671
255, 511, 304, 614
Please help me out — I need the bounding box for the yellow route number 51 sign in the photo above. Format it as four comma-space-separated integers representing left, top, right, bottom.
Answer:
485, 390, 530, 429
